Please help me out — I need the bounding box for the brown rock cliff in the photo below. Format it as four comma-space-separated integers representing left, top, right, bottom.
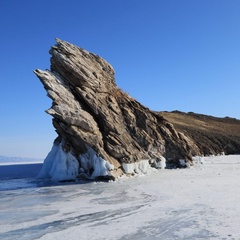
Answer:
34, 39, 240, 179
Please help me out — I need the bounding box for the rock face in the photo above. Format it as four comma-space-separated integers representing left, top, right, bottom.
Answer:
34, 39, 224, 180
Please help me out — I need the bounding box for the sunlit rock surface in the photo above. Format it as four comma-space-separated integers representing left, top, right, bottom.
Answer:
36, 39, 236, 180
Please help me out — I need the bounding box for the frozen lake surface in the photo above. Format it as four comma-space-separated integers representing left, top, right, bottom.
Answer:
0, 155, 240, 239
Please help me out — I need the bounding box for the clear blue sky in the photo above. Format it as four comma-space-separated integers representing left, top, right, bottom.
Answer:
0, 0, 240, 158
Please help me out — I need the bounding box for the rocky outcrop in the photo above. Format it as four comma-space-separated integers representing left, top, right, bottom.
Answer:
34, 39, 202, 180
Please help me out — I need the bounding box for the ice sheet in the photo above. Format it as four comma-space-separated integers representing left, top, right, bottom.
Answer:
0, 155, 240, 239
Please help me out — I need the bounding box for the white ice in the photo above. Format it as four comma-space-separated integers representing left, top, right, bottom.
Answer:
37, 142, 79, 181
122, 157, 166, 174
37, 142, 114, 181
79, 147, 114, 179
122, 159, 151, 174
1, 155, 240, 239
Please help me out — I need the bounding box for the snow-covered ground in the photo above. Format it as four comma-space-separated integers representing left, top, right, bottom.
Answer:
0, 155, 240, 239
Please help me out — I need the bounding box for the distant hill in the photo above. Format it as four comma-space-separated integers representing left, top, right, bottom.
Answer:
158, 111, 240, 156
0, 155, 43, 164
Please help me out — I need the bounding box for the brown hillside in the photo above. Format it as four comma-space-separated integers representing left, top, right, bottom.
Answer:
158, 111, 240, 156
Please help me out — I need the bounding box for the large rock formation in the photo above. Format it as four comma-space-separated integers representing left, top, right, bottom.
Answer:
34, 39, 238, 181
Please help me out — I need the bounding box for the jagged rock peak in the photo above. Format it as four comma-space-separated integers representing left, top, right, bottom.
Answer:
34, 39, 199, 180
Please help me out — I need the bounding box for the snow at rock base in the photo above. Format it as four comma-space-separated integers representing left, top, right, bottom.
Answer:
38, 141, 226, 181
37, 142, 79, 181
122, 156, 166, 174
78, 147, 114, 179
37, 142, 115, 181
37, 141, 167, 181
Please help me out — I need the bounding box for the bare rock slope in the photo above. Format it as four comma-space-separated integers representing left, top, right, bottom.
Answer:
34, 39, 238, 180
159, 111, 240, 156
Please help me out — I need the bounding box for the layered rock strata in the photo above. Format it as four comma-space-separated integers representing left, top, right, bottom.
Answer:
34, 39, 202, 181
